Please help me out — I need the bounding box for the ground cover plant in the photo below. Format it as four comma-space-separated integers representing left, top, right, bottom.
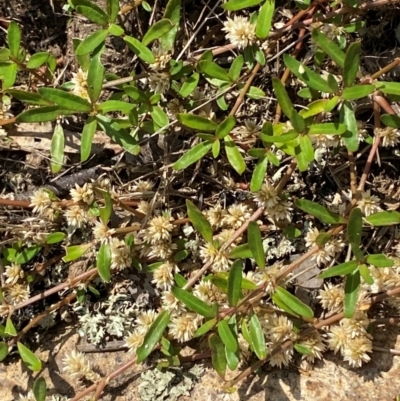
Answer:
1, 0, 400, 399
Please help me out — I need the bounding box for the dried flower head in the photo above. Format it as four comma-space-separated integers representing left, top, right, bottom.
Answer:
135, 310, 158, 333
254, 183, 280, 208
376, 126, 400, 147
71, 68, 89, 100
148, 72, 170, 94
5, 284, 30, 305
193, 279, 226, 304
342, 335, 372, 367
63, 350, 99, 381
30, 189, 52, 214
204, 204, 226, 229
326, 324, 348, 354
70, 183, 94, 205
222, 16, 256, 49
125, 329, 145, 353
223, 203, 252, 228
64, 205, 88, 228
233, 119, 261, 139
132, 179, 154, 192
262, 313, 296, 343
199, 242, 231, 272
167, 98, 186, 117
150, 46, 171, 71
142, 213, 174, 244
266, 200, 292, 222
357, 190, 381, 216
169, 312, 200, 342
4, 263, 24, 285
137, 200, 151, 215
18, 391, 35, 401
296, 331, 326, 362
269, 344, 294, 368
152, 261, 179, 291
110, 237, 132, 271
318, 283, 344, 314
93, 221, 116, 243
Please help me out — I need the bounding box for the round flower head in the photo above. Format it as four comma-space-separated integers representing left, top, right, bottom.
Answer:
222, 15, 256, 49
30, 189, 52, 214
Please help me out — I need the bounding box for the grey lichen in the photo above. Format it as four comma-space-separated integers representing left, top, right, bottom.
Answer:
138, 364, 205, 401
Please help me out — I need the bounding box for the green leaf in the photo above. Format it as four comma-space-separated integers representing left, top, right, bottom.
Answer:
261, 131, 299, 143
248, 221, 265, 269
223, 0, 263, 11
275, 286, 314, 318
294, 343, 312, 355
295, 199, 347, 224
142, 19, 174, 47
365, 211, 400, 226
319, 260, 359, 278
283, 225, 302, 239
107, 0, 119, 23
96, 115, 140, 155
228, 260, 243, 307
375, 82, 400, 96
76, 5, 109, 25
186, 199, 213, 243
366, 254, 394, 268
63, 243, 92, 262
340, 100, 359, 152
98, 100, 135, 114
151, 105, 169, 128
33, 377, 47, 401
17, 106, 70, 123
0, 342, 8, 362
51, 123, 64, 173
160, 0, 181, 51
344, 269, 360, 318
108, 23, 124, 36
247, 86, 266, 100
194, 318, 217, 337
312, 29, 345, 68
87, 53, 104, 104
348, 207, 362, 253
7, 90, 50, 106
250, 155, 268, 192
15, 245, 41, 264
381, 114, 400, 128
173, 140, 212, 170
249, 313, 267, 360
212, 139, 220, 158
136, 310, 171, 363
272, 77, 294, 120
177, 113, 217, 131
76, 29, 108, 56
0, 48, 10, 61
99, 190, 113, 224
171, 286, 215, 318
299, 100, 330, 118
283, 54, 334, 93
228, 55, 244, 81
39, 88, 92, 112
97, 242, 111, 282
343, 42, 361, 87
5, 317, 17, 336
218, 320, 238, 353
124, 35, 155, 63
17, 342, 42, 372
308, 122, 346, 136
256, 0, 274, 39
359, 263, 374, 285
7, 21, 21, 57
228, 243, 253, 259
315, 232, 332, 247
225, 346, 240, 371
297, 135, 314, 171
208, 333, 226, 379
224, 135, 246, 175
342, 85, 374, 100
290, 110, 306, 133
81, 116, 97, 162
26, 52, 50, 69
46, 232, 66, 244
198, 60, 230, 82
216, 116, 236, 139
179, 72, 199, 97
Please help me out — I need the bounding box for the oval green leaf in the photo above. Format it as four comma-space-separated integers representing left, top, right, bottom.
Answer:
198, 60, 230, 82
228, 259, 243, 307
208, 333, 226, 379
33, 377, 47, 401
39, 88, 92, 112
224, 135, 246, 175
46, 232, 66, 244
194, 318, 217, 338
222, 0, 263, 11
366, 254, 394, 268
97, 242, 111, 282
177, 113, 218, 131
51, 123, 64, 173
142, 19, 174, 47
186, 199, 213, 243
342, 85, 374, 100
295, 198, 347, 224
248, 221, 265, 269
76, 29, 108, 56
26, 52, 50, 69
218, 320, 238, 353
81, 116, 97, 162
171, 286, 215, 318
256, 0, 274, 39
319, 260, 359, 279
275, 286, 314, 318
136, 310, 171, 363
17, 342, 42, 371
249, 313, 267, 360
344, 269, 360, 318
76, 5, 109, 25
63, 243, 92, 262
365, 211, 400, 226
0, 342, 8, 362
